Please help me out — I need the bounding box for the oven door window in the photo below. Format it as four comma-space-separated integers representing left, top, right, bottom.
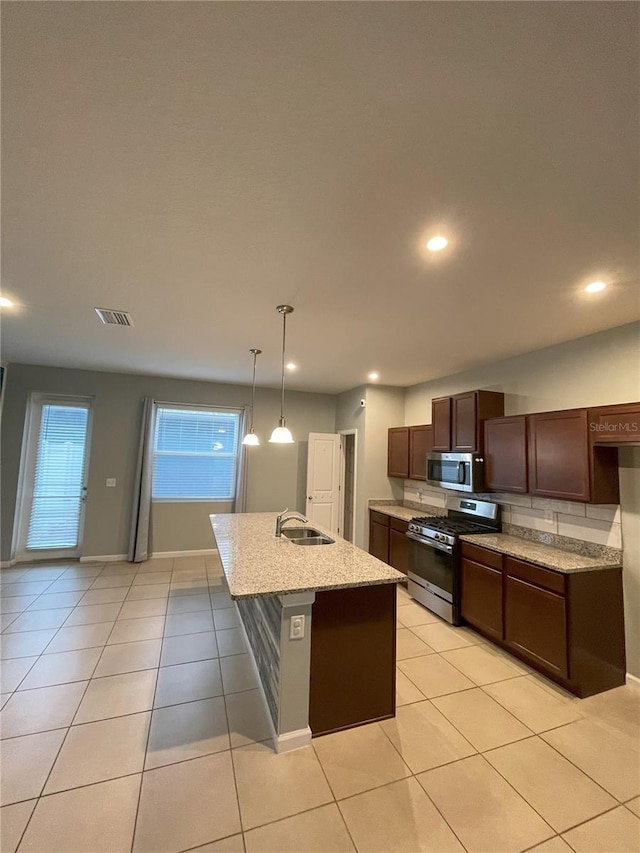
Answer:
408, 540, 454, 596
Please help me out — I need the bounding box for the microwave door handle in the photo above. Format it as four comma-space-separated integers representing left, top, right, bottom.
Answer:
458, 462, 466, 484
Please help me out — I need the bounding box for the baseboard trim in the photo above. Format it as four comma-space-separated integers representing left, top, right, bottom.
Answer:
0, 559, 17, 568
625, 672, 640, 692
151, 549, 218, 558
274, 727, 313, 753
80, 554, 128, 563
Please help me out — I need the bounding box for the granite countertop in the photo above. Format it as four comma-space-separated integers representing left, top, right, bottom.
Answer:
210, 512, 404, 599
368, 503, 419, 523
460, 533, 622, 574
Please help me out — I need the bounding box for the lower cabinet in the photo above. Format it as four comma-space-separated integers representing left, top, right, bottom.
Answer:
369, 510, 409, 574
504, 575, 568, 679
460, 542, 625, 697
389, 519, 409, 575
369, 513, 390, 563
461, 555, 503, 642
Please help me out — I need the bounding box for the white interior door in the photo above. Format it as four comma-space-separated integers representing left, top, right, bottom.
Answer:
306, 433, 342, 535
17, 397, 92, 560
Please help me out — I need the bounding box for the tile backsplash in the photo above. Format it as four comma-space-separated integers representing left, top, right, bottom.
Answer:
403, 480, 623, 551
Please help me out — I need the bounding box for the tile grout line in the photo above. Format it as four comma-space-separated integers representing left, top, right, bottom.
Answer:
538, 727, 632, 807
127, 561, 173, 853
370, 710, 472, 852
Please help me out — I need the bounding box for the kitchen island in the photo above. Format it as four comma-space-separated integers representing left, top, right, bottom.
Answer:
210, 512, 404, 752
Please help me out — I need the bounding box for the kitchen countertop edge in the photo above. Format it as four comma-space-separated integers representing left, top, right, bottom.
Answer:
460, 532, 622, 574
211, 512, 404, 599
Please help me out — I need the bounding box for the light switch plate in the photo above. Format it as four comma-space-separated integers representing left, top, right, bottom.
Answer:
106, 478, 116, 488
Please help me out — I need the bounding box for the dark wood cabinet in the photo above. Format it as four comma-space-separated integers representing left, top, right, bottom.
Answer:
387, 428, 410, 478
589, 402, 640, 444
459, 543, 625, 697
528, 410, 590, 500
431, 397, 452, 451
310, 584, 396, 736
527, 408, 620, 503
451, 391, 477, 452
408, 425, 433, 480
388, 424, 432, 480
504, 574, 568, 680
432, 390, 504, 452
369, 511, 409, 574
389, 518, 410, 575
369, 512, 390, 563
484, 416, 528, 493
461, 554, 503, 641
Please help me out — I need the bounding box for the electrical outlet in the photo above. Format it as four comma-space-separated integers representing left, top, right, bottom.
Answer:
544, 508, 554, 523
289, 615, 305, 640
106, 478, 116, 488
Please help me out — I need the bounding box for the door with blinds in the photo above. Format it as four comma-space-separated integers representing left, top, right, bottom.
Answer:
18, 396, 92, 559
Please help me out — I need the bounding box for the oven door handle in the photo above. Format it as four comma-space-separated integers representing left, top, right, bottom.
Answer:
406, 531, 453, 554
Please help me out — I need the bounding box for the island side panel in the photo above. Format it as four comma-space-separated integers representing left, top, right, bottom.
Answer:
309, 583, 396, 737
235, 596, 281, 730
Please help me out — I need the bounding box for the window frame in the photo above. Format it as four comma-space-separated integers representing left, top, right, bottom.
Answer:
151, 403, 244, 503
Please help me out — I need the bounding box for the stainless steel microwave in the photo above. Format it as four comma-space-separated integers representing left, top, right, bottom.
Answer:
426, 451, 484, 493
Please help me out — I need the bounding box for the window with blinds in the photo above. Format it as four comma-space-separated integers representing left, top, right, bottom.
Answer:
26, 403, 90, 550
152, 406, 242, 501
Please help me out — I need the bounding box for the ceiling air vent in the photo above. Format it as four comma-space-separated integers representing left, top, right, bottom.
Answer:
94, 307, 134, 327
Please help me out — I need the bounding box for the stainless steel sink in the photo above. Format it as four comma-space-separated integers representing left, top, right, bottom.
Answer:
281, 527, 323, 539
281, 527, 335, 546
288, 535, 335, 546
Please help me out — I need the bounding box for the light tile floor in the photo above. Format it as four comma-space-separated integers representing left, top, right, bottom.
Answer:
1, 558, 639, 853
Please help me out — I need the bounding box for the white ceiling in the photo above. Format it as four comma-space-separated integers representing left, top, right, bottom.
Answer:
2, 2, 638, 394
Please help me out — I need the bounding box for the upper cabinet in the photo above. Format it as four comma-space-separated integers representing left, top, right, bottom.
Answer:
387, 427, 410, 478
388, 394, 635, 501
484, 415, 528, 494
486, 409, 621, 503
528, 410, 591, 500
527, 409, 619, 503
431, 398, 452, 451
388, 425, 433, 480
432, 390, 505, 452
409, 425, 433, 480
588, 402, 640, 444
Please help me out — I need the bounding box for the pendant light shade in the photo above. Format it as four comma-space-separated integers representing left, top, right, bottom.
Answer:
242, 348, 262, 446
269, 305, 295, 444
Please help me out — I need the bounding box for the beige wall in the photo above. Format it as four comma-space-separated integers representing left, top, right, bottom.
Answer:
336, 384, 404, 549
1, 364, 336, 560
335, 385, 367, 548
405, 321, 640, 423
151, 501, 233, 554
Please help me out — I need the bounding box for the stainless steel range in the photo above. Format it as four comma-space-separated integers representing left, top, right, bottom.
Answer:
406, 497, 500, 625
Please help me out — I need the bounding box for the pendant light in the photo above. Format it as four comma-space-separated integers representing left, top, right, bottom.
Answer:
242, 348, 262, 446
269, 305, 295, 444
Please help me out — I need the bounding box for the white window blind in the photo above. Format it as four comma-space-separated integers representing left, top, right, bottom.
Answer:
152, 406, 241, 501
26, 404, 90, 550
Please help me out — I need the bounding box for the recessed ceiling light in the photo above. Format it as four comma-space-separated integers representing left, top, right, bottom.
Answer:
286, 363, 297, 370
584, 281, 607, 293
426, 236, 448, 252
0, 296, 15, 308
368, 372, 379, 381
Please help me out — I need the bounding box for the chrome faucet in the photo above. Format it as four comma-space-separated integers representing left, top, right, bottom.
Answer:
275, 508, 308, 537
